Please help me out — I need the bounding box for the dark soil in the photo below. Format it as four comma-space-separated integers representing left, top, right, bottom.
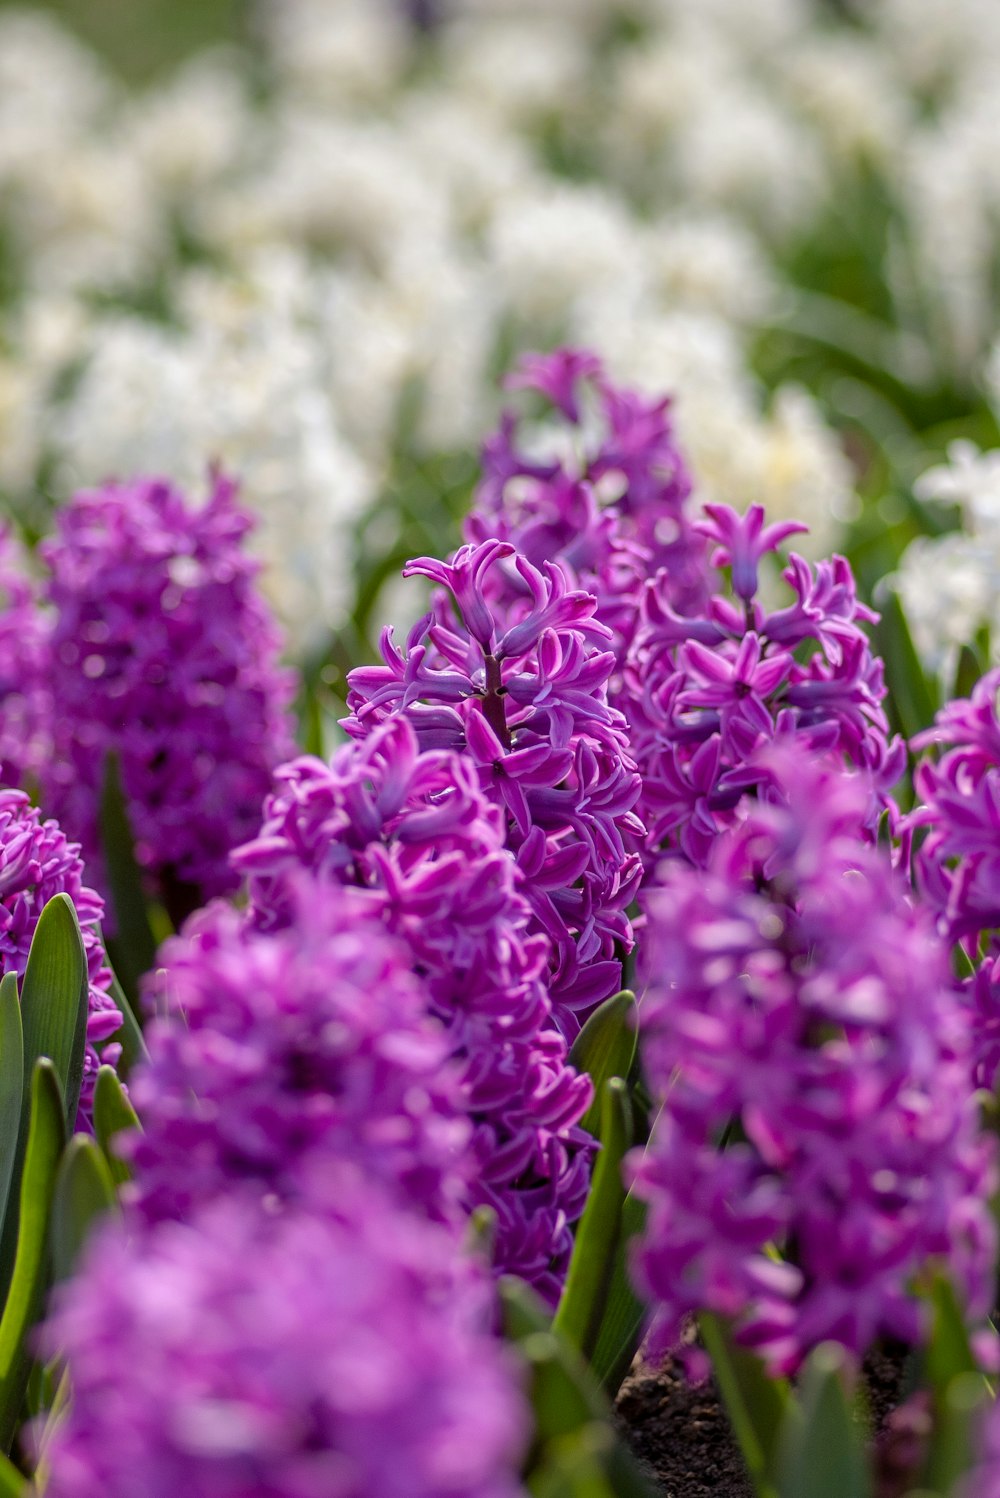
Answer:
615, 1344, 910, 1498
616, 1356, 753, 1498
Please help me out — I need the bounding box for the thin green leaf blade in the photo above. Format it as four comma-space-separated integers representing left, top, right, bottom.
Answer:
92, 1065, 140, 1187
499, 1279, 655, 1498
873, 586, 940, 743
777, 1343, 870, 1498
568, 993, 638, 1138
700, 1312, 790, 1497
554, 1079, 630, 1361
0, 1060, 66, 1451
0, 1450, 25, 1496
919, 1275, 990, 1492
99, 750, 158, 1006
0, 976, 23, 1241
51, 1135, 118, 1282
19, 894, 89, 1131
588, 1192, 648, 1396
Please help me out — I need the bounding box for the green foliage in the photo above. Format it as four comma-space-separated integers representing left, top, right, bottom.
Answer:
0, 896, 91, 1295
0, 1061, 66, 1451
51, 1136, 118, 1283
0, 979, 22, 1255
568, 993, 638, 1139
699, 1313, 790, 1498
587, 1192, 648, 1398
500, 1278, 655, 1498
776, 1344, 870, 1498
554, 1079, 631, 1361
92, 1065, 140, 1187
99, 752, 160, 1009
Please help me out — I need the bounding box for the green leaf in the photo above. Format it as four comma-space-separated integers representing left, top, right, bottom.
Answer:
0, 976, 23, 1243
528, 1424, 617, 1498
51, 1135, 119, 1282
919, 1275, 991, 1493
92, 1065, 140, 1187
776, 1343, 870, 1498
500, 1280, 655, 1498
588, 1192, 648, 1397
500, 1278, 605, 1444
923, 1275, 979, 1392
568, 992, 638, 1137
0, 1450, 25, 1496
100, 951, 148, 1077
0, 1061, 66, 1451
554, 1079, 631, 1361
700, 1312, 790, 1498
19, 894, 89, 1131
872, 587, 940, 743
99, 751, 158, 1006
921, 1372, 989, 1494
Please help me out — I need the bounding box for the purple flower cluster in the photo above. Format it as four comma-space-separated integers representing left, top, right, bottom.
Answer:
40, 1187, 528, 1498
234, 716, 593, 1302
0, 789, 120, 1124
621, 502, 905, 864
468, 347, 708, 663
128, 882, 472, 1229
344, 538, 644, 1028
911, 668, 1000, 943
631, 745, 995, 1375
39, 472, 295, 921
909, 669, 1000, 1087
0, 527, 49, 792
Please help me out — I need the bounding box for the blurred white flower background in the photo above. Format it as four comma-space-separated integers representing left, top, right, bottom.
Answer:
0, 0, 998, 699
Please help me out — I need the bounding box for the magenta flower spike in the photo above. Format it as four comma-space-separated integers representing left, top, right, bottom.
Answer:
128, 882, 473, 1230
38, 472, 296, 921
40, 1188, 529, 1498
345, 540, 644, 1030
632, 745, 996, 1376
622, 504, 904, 863
0, 789, 121, 1126
233, 717, 594, 1302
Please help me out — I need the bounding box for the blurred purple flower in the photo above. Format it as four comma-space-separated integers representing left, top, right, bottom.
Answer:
39, 472, 296, 923
0, 527, 49, 791
129, 882, 472, 1229
40, 1188, 528, 1498
631, 745, 996, 1375
234, 717, 594, 1302
469, 348, 709, 666
910, 668, 1000, 943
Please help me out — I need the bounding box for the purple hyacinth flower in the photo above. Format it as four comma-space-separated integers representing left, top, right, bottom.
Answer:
128, 881, 472, 1229
0, 789, 121, 1127
631, 744, 996, 1376
469, 347, 709, 672
622, 504, 904, 864
233, 716, 594, 1302
38, 472, 296, 923
345, 539, 644, 1030
39, 1188, 529, 1498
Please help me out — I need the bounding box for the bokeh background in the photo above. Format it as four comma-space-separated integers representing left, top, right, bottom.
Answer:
2, 0, 999, 745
